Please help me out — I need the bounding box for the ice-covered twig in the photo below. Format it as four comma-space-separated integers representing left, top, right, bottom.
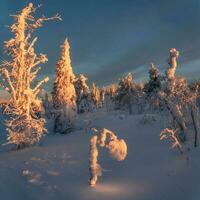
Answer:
160, 128, 182, 151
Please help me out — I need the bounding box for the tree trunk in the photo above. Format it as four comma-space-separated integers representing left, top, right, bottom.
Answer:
191, 104, 199, 147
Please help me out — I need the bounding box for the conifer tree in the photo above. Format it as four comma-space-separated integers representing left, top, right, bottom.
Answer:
75, 74, 91, 113
144, 63, 161, 96
0, 3, 60, 148
144, 64, 162, 110
52, 39, 77, 133
109, 84, 117, 99
100, 86, 106, 106
91, 83, 101, 109
116, 72, 135, 114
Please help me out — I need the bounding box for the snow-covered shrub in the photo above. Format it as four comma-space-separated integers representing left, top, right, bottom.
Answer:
52, 39, 77, 133
0, 3, 60, 148
160, 128, 182, 153
89, 128, 127, 187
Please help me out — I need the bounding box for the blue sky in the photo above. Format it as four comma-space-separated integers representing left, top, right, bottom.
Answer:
0, 0, 200, 93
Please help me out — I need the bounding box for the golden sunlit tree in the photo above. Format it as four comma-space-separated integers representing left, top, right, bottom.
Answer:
0, 3, 61, 149
109, 84, 117, 99
91, 83, 101, 109
52, 39, 77, 133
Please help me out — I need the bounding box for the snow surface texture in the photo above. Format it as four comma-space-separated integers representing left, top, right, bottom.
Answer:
0, 111, 200, 200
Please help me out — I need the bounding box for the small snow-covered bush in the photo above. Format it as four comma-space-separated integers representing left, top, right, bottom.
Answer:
89, 128, 127, 187
160, 128, 182, 153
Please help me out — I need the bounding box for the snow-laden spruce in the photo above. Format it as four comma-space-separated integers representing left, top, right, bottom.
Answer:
75, 74, 91, 113
0, 3, 60, 148
89, 128, 127, 187
115, 72, 135, 114
91, 83, 101, 110
52, 39, 77, 133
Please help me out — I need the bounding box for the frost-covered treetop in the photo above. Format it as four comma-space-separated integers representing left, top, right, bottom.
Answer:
167, 48, 179, 80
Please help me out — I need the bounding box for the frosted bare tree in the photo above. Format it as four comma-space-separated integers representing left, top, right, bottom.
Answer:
52, 39, 77, 133
160, 48, 200, 148
0, 3, 61, 148
89, 128, 127, 187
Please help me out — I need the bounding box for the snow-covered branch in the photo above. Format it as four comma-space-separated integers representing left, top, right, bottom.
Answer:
33, 77, 49, 95
160, 128, 182, 150
0, 68, 15, 94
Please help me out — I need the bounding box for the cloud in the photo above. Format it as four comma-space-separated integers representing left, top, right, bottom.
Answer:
0, 0, 199, 88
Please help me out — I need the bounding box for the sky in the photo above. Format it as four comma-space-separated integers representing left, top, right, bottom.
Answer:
0, 0, 200, 93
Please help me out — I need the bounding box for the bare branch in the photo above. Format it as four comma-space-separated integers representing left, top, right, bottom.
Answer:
0, 68, 15, 94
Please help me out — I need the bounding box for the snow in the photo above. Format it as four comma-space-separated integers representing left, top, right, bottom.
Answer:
0, 111, 200, 200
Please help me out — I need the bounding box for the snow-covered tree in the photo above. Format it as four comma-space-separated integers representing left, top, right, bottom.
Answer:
52, 39, 77, 133
0, 3, 60, 148
115, 72, 135, 114
160, 49, 188, 142
75, 74, 91, 113
144, 63, 161, 96
100, 86, 106, 106
160, 48, 200, 147
103, 84, 116, 112
89, 128, 127, 187
144, 64, 162, 111
109, 84, 117, 99
91, 83, 101, 109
